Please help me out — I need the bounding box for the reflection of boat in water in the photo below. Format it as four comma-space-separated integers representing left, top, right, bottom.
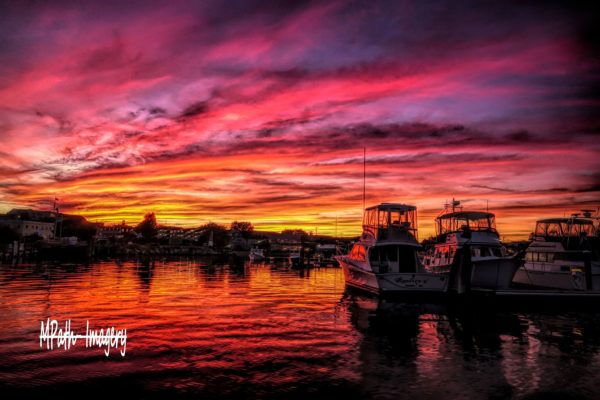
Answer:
340, 289, 600, 399
422, 201, 520, 290
335, 203, 447, 295
513, 212, 600, 291
248, 247, 265, 262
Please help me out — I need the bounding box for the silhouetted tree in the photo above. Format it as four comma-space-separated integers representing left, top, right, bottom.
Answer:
0, 226, 20, 244
135, 212, 158, 240
230, 221, 254, 239
281, 229, 308, 240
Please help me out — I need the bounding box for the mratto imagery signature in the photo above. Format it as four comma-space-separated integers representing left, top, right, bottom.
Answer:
39, 319, 127, 357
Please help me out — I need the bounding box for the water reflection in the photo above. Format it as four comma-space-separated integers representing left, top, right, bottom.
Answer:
344, 291, 600, 399
0, 260, 598, 398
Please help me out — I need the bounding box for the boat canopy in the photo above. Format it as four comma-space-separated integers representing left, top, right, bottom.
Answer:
436, 211, 496, 236
534, 218, 596, 237
362, 203, 417, 238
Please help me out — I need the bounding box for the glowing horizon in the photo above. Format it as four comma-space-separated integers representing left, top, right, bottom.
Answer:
1, 1, 598, 240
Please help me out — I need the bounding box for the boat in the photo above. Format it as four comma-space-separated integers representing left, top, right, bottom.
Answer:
311, 244, 340, 267
288, 251, 301, 268
422, 201, 520, 290
512, 211, 600, 291
335, 203, 448, 295
248, 247, 265, 262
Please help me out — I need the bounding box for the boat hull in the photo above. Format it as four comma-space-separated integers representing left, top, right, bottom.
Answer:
427, 256, 520, 290
338, 258, 448, 295
512, 265, 600, 291
469, 257, 520, 290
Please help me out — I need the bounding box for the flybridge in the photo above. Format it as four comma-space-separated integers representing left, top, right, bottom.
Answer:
436, 211, 497, 237
534, 217, 596, 238
361, 203, 418, 243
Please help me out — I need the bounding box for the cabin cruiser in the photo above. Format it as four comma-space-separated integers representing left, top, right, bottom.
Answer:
422, 202, 520, 290
335, 203, 447, 294
311, 244, 340, 267
512, 212, 600, 290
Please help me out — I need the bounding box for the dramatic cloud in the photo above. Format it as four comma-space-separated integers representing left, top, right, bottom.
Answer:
0, 0, 599, 238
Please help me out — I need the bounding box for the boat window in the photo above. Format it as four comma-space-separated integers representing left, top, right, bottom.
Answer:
547, 223, 562, 236
555, 252, 586, 262
438, 213, 496, 235
535, 224, 546, 236
568, 222, 595, 236
369, 210, 377, 226
539, 253, 547, 262
351, 245, 366, 261
378, 211, 387, 226
389, 210, 406, 226
472, 247, 481, 257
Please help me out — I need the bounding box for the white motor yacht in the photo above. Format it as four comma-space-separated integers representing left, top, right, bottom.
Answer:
335, 203, 447, 295
422, 202, 520, 290
512, 212, 600, 290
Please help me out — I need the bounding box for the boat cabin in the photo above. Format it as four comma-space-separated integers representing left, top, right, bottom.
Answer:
436, 211, 497, 238
361, 203, 418, 242
534, 218, 596, 238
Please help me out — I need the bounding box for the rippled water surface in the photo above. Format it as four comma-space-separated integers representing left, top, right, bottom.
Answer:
1, 259, 600, 399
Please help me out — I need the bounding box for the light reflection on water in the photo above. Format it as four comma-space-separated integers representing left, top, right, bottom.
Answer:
1, 259, 599, 399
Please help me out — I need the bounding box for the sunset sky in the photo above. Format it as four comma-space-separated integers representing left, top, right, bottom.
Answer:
0, 0, 598, 239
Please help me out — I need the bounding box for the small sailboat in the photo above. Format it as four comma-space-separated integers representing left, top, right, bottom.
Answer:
512, 211, 600, 290
422, 201, 520, 290
335, 203, 448, 295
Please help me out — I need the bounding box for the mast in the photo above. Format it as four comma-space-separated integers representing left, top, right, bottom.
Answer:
363, 147, 366, 212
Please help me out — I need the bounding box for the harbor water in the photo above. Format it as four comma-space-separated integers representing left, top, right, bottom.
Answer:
1, 259, 600, 399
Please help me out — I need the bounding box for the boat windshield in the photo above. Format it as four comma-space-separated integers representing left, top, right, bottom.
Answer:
436, 211, 496, 235
534, 218, 595, 237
